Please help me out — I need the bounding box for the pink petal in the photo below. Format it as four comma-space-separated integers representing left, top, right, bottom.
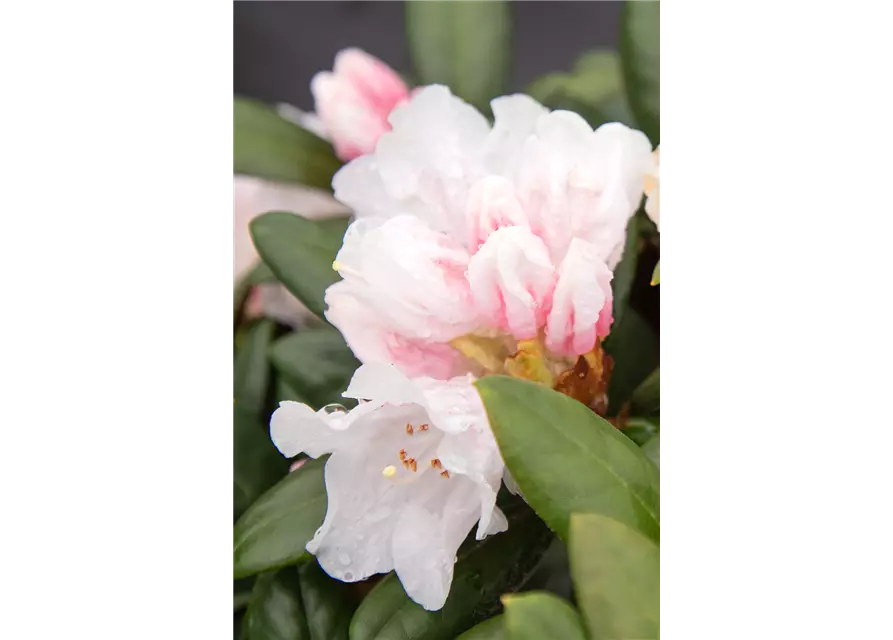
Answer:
465, 175, 528, 250
545, 239, 614, 357
467, 227, 556, 340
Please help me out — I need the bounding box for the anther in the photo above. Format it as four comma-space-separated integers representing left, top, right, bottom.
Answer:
408, 459, 418, 472
399, 449, 407, 461
418, 423, 429, 431
431, 458, 442, 469
440, 470, 450, 479
405, 423, 414, 435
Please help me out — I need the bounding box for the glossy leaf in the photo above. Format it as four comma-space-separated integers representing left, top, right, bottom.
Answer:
243, 568, 309, 640
503, 592, 586, 640
456, 615, 506, 640
621, 416, 660, 448
269, 326, 359, 409
642, 435, 660, 470
605, 309, 659, 413
527, 50, 636, 130
570, 513, 659, 640
234, 456, 328, 579
611, 213, 641, 327
250, 212, 350, 319
349, 505, 551, 640
234, 319, 276, 415
234, 97, 341, 189
476, 376, 660, 542
620, 0, 660, 144
406, 1, 511, 112
629, 367, 660, 416
234, 320, 287, 519
299, 560, 354, 640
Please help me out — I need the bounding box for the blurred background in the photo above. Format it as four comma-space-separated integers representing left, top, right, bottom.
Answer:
235, 1, 623, 110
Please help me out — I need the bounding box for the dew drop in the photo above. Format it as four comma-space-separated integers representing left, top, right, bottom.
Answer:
322, 403, 348, 416
344, 571, 354, 581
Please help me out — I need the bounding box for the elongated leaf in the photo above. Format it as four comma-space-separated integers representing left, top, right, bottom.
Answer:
349, 506, 551, 640
406, 1, 511, 111
244, 568, 309, 640
527, 51, 636, 130
611, 213, 641, 327
456, 616, 506, 640
570, 513, 659, 640
476, 376, 660, 542
642, 435, 660, 470
250, 212, 350, 319
503, 592, 586, 640
299, 560, 354, 640
235, 97, 341, 189
620, 0, 660, 144
235, 320, 287, 519
629, 367, 659, 415
269, 326, 358, 409
234, 457, 328, 579
235, 319, 276, 414
605, 308, 659, 413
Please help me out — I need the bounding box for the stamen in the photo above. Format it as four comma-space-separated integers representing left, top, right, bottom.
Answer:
382, 465, 397, 478
408, 459, 418, 473
431, 458, 442, 469
398, 449, 407, 461
405, 423, 414, 435
418, 423, 429, 431
440, 470, 450, 479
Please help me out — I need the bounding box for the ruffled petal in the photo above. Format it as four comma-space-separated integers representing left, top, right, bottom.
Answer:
465, 175, 528, 249
467, 226, 556, 340
545, 238, 614, 357
482, 94, 549, 177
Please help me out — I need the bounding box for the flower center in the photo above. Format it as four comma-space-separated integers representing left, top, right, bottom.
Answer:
380, 422, 450, 482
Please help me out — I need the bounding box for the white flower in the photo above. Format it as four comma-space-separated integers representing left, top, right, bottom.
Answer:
644, 146, 660, 230
233, 175, 350, 326
326, 86, 652, 378
270, 363, 507, 611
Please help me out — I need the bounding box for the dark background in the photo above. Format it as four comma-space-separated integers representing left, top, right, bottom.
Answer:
234, 1, 623, 109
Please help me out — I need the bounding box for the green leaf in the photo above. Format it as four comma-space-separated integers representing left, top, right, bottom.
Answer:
349, 505, 551, 640
234, 319, 276, 414
605, 309, 659, 414
456, 615, 506, 640
629, 367, 659, 416
243, 568, 309, 640
269, 326, 359, 409
527, 51, 636, 130
406, 1, 511, 112
610, 213, 641, 327
503, 592, 586, 640
570, 513, 659, 640
234, 320, 287, 519
234, 97, 341, 189
234, 456, 328, 579
475, 376, 660, 543
299, 561, 354, 640
621, 416, 660, 447
641, 434, 660, 470
250, 212, 350, 319
620, 0, 660, 144
651, 260, 660, 285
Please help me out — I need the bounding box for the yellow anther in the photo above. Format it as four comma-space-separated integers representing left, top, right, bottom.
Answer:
382, 465, 397, 478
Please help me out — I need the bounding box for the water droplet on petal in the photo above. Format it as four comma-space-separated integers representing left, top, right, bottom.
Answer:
322, 403, 348, 416
344, 571, 354, 581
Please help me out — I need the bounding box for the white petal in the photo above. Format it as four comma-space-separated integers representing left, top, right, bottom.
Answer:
343, 362, 422, 404
503, 468, 522, 496
465, 175, 528, 249
467, 226, 556, 340
392, 477, 481, 611
481, 505, 508, 537
270, 401, 344, 459
482, 94, 549, 177
333, 215, 479, 342
418, 374, 487, 434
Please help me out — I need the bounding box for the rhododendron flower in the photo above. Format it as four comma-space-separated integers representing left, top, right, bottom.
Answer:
326, 86, 652, 379
644, 146, 660, 230
271, 363, 506, 611
298, 48, 410, 162
234, 175, 350, 325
